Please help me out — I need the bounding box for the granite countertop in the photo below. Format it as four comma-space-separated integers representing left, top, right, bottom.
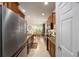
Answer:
48, 36, 56, 45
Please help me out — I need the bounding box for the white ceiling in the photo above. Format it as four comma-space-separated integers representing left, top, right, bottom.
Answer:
19, 2, 55, 25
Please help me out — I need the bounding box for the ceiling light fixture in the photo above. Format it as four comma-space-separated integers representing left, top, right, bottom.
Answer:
28, 15, 30, 18
23, 9, 26, 12
42, 13, 45, 16
44, 2, 48, 5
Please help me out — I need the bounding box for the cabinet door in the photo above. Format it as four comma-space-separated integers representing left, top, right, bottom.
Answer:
50, 42, 55, 57
47, 38, 51, 54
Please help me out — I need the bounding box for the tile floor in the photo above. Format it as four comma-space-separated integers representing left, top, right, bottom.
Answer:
28, 36, 50, 57
18, 36, 50, 57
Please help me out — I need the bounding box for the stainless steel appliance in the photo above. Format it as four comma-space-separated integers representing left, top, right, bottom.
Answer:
1, 6, 27, 57
0, 5, 2, 57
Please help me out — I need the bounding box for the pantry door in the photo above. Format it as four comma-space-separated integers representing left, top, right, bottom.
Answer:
56, 2, 76, 57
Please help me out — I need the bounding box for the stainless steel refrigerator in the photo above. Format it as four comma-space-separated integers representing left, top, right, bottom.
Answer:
0, 5, 2, 57
0, 6, 27, 57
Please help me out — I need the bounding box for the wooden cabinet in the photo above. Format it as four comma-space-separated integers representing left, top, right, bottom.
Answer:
52, 13, 56, 24
50, 41, 55, 57
47, 38, 51, 53
3, 2, 25, 18
48, 15, 53, 23
0, 3, 3, 6
47, 12, 56, 29
47, 37, 55, 57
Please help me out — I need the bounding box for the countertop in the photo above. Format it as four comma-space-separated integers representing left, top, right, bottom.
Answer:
48, 36, 56, 45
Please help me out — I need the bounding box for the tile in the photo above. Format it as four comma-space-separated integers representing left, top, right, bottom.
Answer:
28, 36, 50, 57
18, 36, 50, 57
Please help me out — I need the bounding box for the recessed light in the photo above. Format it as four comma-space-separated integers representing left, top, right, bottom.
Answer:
44, 2, 48, 5
28, 15, 30, 18
42, 13, 45, 16
23, 9, 26, 12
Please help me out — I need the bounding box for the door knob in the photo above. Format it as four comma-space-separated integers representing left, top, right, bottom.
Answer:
58, 46, 62, 51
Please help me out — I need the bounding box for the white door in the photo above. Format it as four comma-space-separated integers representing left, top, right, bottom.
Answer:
56, 2, 76, 57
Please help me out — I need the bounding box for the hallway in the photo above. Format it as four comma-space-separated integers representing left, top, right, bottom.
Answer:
1, 2, 79, 57
0, 2, 56, 57
28, 36, 50, 57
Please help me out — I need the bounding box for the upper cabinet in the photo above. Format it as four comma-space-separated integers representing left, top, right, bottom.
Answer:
3, 2, 25, 18
0, 3, 3, 6
47, 12, 56, 29
48, 15, 53, 23
52, 12, 56, 24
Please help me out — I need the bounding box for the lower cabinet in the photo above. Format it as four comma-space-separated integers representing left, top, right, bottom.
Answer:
47, 39, 51, 53
50, 42, 55, 57
47, 37, 55, 57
